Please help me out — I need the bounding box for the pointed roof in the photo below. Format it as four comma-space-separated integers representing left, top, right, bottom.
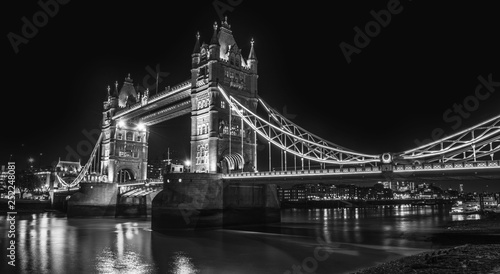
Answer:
118, 74, 138, 108
248, 38, 257, 60
192, 32, 201, 54
218, 16, 236, 59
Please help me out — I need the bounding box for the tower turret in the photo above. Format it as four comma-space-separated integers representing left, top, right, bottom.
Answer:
192, 32, 201, 68
247, 38, 258, 74
118, 74, 138, 108
209, 22, 220, 60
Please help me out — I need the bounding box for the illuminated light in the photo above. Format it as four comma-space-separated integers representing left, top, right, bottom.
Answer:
117, 120, 126, 128
184, 160, 191, 167
136, 122, 145, 131
178, 179, 182, 182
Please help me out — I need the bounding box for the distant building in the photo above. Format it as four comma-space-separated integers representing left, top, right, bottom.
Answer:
55, 159, 82, 175
147, 158, 163, 179
277, 185, 306, 202
54, 159, 82, 188
0, 166, 8, 189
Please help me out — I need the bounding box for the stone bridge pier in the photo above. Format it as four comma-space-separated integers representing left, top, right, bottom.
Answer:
152, 173, 280, 231
67, 182, 162, 218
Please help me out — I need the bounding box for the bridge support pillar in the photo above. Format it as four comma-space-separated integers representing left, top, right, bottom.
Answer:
67, 182, 118, 217
152, 173, 280, 231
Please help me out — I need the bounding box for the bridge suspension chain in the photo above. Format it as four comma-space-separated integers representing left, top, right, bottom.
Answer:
217, 85, 380, 166
57, 132, 104, 188
397, 114, 500, 163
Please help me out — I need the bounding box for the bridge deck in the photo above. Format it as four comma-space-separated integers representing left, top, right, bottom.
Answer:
223, 160, 500, 181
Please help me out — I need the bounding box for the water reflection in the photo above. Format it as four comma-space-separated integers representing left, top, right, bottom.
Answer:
451, 214, 481, 221
0, 205, 457, 274
170, 252, 199, 274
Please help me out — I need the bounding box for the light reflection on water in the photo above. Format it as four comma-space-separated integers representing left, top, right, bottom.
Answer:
0, 205, 458, 274
170, 252, 199, 274
451, 213, 481, 221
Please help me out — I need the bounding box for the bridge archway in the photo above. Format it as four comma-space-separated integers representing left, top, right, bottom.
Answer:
117, 168, 136, 183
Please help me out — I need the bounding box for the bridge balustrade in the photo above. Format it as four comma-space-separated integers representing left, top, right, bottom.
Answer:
488, 161, 499, 167
394, 160, 499, 172
221, 160, 499, 178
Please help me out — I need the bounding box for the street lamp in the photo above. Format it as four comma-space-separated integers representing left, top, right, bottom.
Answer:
28, 157, 34, 170
184, 160, 191, 173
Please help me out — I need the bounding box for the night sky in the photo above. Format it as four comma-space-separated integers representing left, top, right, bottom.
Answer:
3, 1, 500, 191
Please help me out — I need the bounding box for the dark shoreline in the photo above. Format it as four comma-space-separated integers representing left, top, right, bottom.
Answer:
352, 213, 500, 274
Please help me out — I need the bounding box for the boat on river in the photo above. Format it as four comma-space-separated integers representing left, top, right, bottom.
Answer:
450, 200, 480, 214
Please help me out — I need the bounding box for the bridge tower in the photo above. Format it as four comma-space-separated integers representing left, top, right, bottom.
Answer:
190, 17, 259, 173
100, 75, 149, 183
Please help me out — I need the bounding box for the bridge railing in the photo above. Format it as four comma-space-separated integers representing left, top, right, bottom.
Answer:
118, 178, 163, 187
223, 165, 382, 178
222, 160, 500, 178
393, 160, 500, 172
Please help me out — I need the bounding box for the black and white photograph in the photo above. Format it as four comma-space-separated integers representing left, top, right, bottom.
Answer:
2, 1, 500, 273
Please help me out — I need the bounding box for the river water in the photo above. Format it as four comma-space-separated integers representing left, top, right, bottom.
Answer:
1, 204, 479, 274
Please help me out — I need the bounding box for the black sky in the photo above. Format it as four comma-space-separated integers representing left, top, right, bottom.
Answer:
3, 0, 500, 181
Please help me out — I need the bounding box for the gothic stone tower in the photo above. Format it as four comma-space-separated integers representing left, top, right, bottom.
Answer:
190, 17, 258, 173
101, 75, 149, 182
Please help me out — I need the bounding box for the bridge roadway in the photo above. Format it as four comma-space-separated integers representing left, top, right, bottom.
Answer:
117, 159, 500, 190
223, 160, 500, 186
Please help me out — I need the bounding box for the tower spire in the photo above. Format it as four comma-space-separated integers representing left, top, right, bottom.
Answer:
221, 15, 231, 29
210, 21, 219, 45
248, 38, 257, 60
113, 81, 119, 96
192, 31, 201, 54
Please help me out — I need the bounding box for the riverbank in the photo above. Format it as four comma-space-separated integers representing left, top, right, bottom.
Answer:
280, 199, 455, 208
352, 213, 500, 273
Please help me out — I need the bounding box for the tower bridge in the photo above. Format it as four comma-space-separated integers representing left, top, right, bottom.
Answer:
61, 17, 500, 229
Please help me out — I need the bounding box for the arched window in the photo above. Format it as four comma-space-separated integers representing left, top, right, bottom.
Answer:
126, 132, 133, 141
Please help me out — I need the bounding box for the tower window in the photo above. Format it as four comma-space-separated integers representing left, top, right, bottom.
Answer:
221, 101, 225, 109
126, 132, 133, 141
